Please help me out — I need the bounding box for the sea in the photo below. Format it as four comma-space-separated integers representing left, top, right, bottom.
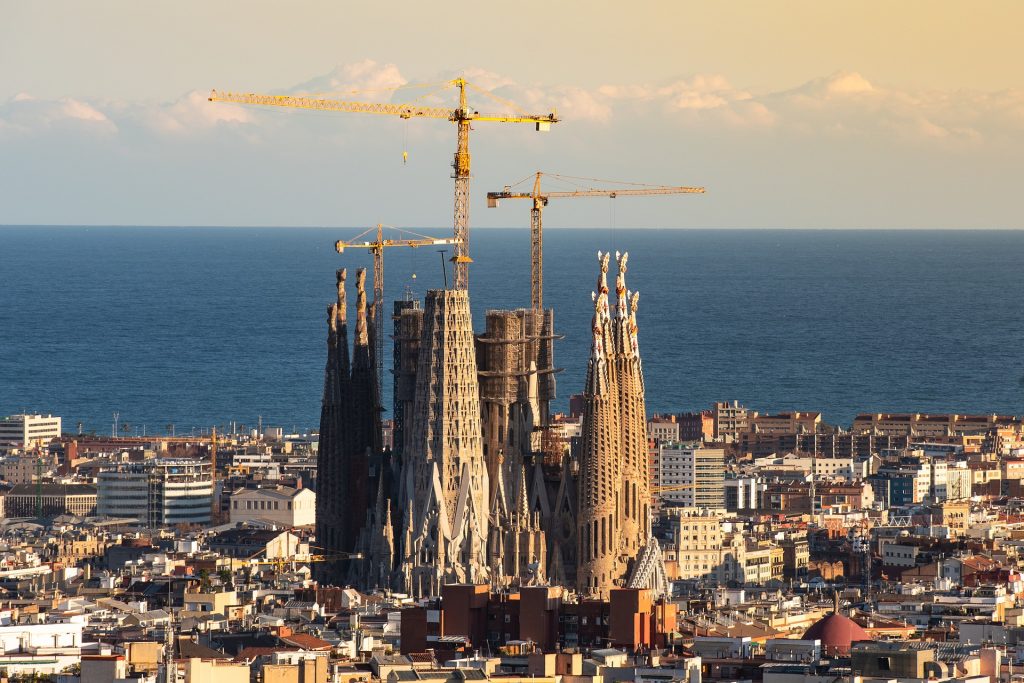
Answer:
1, 227, 1022, 436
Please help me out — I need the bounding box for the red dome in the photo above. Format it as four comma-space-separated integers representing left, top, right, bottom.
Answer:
802, 612, 871, 656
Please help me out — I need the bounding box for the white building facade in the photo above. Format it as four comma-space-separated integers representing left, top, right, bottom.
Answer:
229, 486, 316, 527
0, 414, 61, 451
97, 459, 212, 527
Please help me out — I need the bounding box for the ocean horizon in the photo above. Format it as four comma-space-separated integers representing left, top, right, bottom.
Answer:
2, 226, 1022, 435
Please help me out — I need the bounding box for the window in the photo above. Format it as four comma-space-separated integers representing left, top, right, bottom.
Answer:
877, 657, 891, 671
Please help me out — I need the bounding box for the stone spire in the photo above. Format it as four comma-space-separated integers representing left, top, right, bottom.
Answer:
339, 268, 379, 560
399, 288, 490, 597
613, 252, 649, 557
576, 251, 623, 598
576, 250, 662, 598
337, 268, 348, 324
515, 461, 530, 529
337, 269, 350, 378
316, 269, 354, 581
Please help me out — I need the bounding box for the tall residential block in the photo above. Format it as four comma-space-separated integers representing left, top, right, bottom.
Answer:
0, 414, 62, 451
656, 444, 727, 510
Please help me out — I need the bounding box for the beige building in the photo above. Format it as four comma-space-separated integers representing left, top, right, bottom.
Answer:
181, 657, 250, 683
647, 415, 681, 444
263, 654, 329, 683
754, 453, 861, 480
660, 508, 730, 581
1, 454, 57, 484
749, 411, 821, 435
0, 414, 62, 451
230, 486, 316, 527
853, 412, 1018, 437
183, 590, 240, 617
713, 401, 752, 440
937, 499, 970, 536
743, 540, 778, 585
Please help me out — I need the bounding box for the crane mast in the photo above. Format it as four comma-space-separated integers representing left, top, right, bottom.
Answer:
211, 79, 558, 291
452, 82, 473, 290
487, 172, 706, 313
530, 173, 544, 312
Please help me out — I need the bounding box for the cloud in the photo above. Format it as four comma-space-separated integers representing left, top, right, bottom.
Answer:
2, 62, 1023, 151
135, 90, 254, 135
287, 60, 408, 96
0, 94, 117, 136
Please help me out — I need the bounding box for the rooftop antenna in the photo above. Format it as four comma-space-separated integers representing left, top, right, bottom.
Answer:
112, 412, 119, 438
437, 249, 449, 288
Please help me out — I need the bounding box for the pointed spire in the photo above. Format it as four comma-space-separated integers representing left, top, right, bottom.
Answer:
355, 268, 369, 346
374, 462, 387, 521
327, 303, 338, 335
615, 251, 629, 319
590, 291, 605, 362
516, 464, 529, 527
596, 251, 611, 323
629, 290, 641, 357
336, 268, 347, 324
590, 251, 612, 363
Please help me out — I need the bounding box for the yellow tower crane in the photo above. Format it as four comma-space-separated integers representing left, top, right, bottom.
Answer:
486, 172, 705, 313
210, 79, 559, 290
335, 224, 457, 396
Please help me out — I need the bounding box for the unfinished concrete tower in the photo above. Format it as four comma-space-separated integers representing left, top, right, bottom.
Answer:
477, 311, 543, 493
399, 289, 490, 597
392, 299, 423, 467
477, 307, 558, 587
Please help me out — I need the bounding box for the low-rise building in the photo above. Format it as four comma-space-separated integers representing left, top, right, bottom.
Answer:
2, 483, 97, 517
229, 486, 315, 527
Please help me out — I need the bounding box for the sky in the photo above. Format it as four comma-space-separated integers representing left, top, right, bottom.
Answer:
1, 1, 1023, 229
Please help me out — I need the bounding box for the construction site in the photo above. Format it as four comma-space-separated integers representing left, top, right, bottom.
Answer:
209, 77, 705, 598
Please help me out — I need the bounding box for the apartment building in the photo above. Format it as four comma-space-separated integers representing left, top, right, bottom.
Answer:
0, 414, 62, 451
748, 411, 822, 435
97, 459, 212, 527
647, 416, 681, 444
229, 485, 316, 526
713, 401, 753, 441
853, 413, 1020, 437
656, 444, 726, 509
658, 508, 727, 581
